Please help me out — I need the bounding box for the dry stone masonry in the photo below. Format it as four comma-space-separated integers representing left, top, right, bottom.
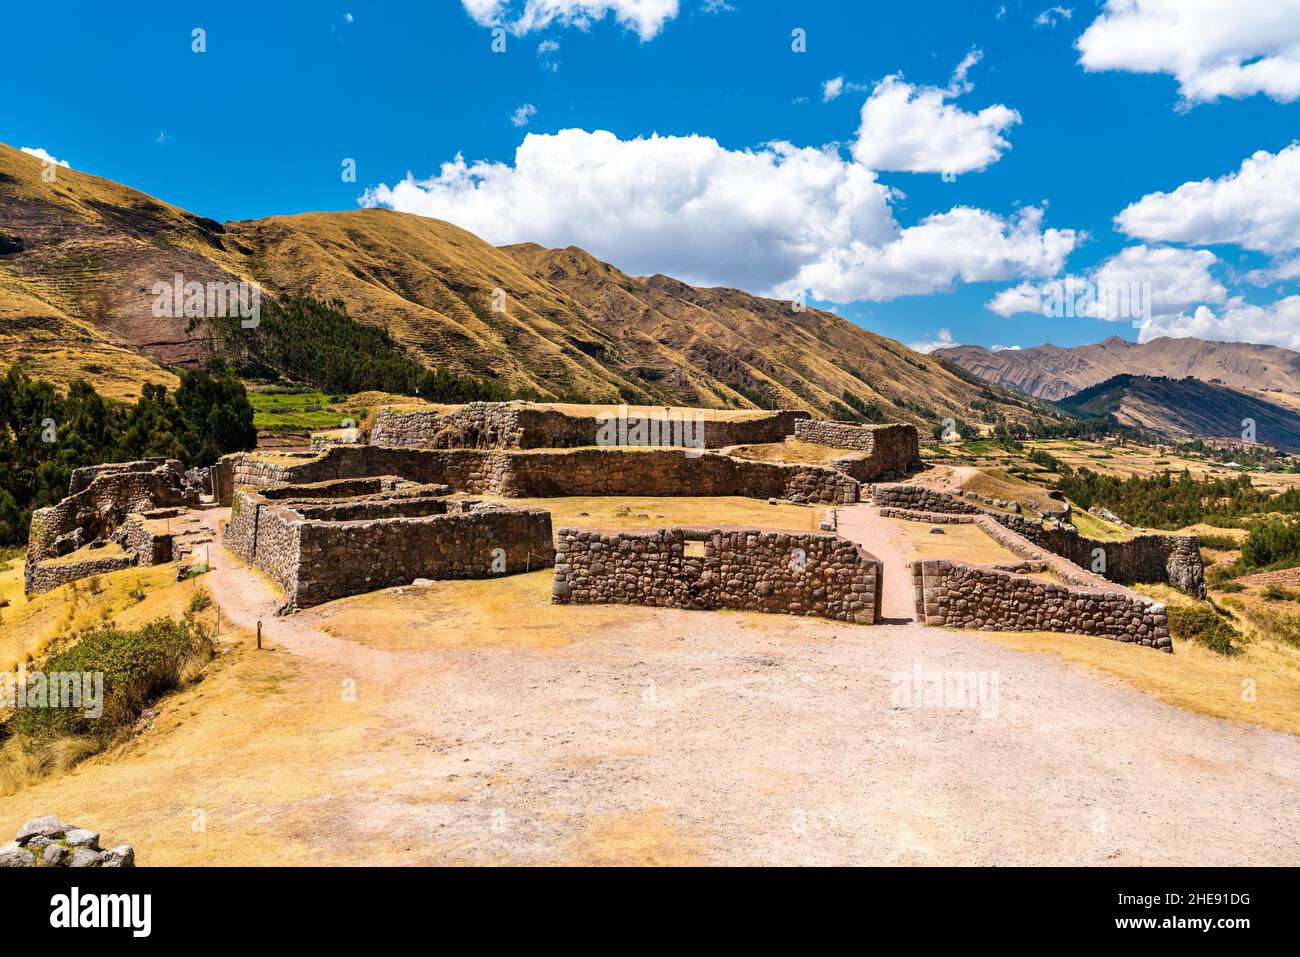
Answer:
912, 558, 1171, 651
874, 483, 1205, 597
793, 421, 922, 481
370, 402, 811, 451
223, 445, 861, 504
0, 816, 134, 868
25, 460, 199, 595
552, 525, 883, 624
226, 477, 554, 608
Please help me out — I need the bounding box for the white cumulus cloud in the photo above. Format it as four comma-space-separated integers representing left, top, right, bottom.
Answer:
1077, 0, 1300, 105
851, 51, 1021, 174
1093, 244, 1228, 313
1139, 298, 1300, 350
987, 280, 1046, 317
461, 0, 680, 40
986, 245, 1228, 321
909, 329, 960, 354
1116, 143, 1300, 254
359, 129, 1077, 303
19, 146, 69, 168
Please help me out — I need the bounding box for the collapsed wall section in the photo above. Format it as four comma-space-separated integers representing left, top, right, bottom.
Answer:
552, 525, 882, 624
24, 462, 198, 594
790, 421, 922, 481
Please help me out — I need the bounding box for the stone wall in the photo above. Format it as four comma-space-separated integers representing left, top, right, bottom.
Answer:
792, 421, 921, 481
370, 403, 810, 451
25, 462, 198, 594
226, 479, 554, 608
223, 446, 860, 504
551, 525, 882, 624
115, 510, 178, 566
872, 483, 985, 514
874, 483, 1205, 596
993, 512, 1206, 597
68, 458, 182, 495
23, 552, 138, 596
912, 558, 1171, 651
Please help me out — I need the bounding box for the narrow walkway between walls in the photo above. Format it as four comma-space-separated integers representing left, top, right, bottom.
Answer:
836, 503, 916, 624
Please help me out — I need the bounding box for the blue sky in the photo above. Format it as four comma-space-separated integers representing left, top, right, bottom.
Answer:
4, 0, 1299, 353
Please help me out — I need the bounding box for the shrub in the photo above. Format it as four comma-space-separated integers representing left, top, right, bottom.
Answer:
1260, 584, 1300, 602
1214, 581, 1245, 593
1271, 616, 1300, 647
1206, 564, 1242, 585
1239, 520, 1300, 571
1196, 533, 1240, 552
1166, 604, 1242, 656
11, 615, 214, 739
188, 588, 212, 613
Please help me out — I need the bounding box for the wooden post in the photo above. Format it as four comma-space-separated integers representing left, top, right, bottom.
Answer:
256, 620, 262, 650
215, 606, 220, 637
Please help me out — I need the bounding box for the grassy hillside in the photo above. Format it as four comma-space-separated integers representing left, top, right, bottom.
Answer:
0, 140, 1053, 427
1060, 375, 1300, 452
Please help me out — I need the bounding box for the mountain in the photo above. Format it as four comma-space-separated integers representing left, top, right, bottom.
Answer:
0, 140, 1048, 426
1059, 375, 1300, 452
937, 336, 1300, 402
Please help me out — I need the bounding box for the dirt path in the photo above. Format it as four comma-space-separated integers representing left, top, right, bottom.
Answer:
836, 504, 917, 623
160, 504, 1300, 865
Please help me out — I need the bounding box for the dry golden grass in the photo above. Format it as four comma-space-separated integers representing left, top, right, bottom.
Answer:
43, 541, 129, 567
0, 549, 402, 862
1035, 440, 1300, 494
488, 494, 824, 536
727, 440, 848, 465
890, 519, 1023, 567
985, 628, 1300, 736
0, 342, 178, 401
1069, 508, 1132, 541
0, 625, 395, 863
315, 570, 600, 651
561, 807, 705, 866
0, 562, 206, 671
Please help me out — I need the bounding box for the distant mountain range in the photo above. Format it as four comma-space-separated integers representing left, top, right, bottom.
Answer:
0, 140, 1045, 427
1058, 375, 1300, 452
938, 336, 1300, 451
937, 336, 1300, 402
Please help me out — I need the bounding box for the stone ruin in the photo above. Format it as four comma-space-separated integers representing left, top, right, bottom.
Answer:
793, 420, 923, 482
24, 459, 202, 595
906, 511, 1173, 651
369, 402, 811, 451
872, 483, 1206, 598
225, 477, 554, 608
553, 525, 883, 624
217, 445, 863, 506
0, 815, 134, 868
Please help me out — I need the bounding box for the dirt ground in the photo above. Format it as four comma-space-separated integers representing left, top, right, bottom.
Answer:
0, 503, 1297, 866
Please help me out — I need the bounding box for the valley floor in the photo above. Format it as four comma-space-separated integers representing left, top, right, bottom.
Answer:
0, 503, 1297, 865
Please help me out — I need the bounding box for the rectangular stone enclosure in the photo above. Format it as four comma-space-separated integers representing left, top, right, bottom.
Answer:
226, 477, 554, 607
552, 525, 883, 624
